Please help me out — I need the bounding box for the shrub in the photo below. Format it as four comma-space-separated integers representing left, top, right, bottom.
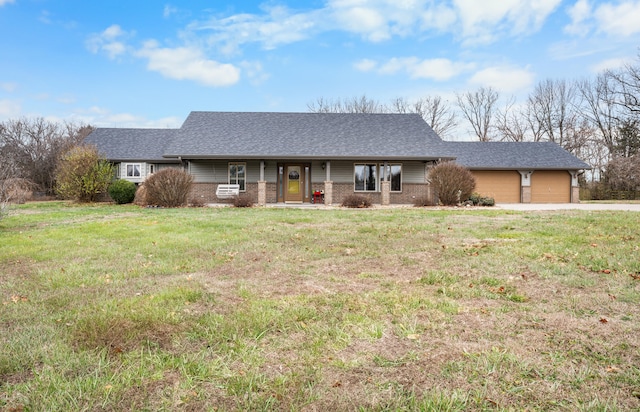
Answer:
428, 162, 476, 206
1, 178, 34, 221
55, 145, 114, 203
341, 194, 372, 208
479, 196, 495, 206
467, 193, 495, 207
108, 179, 137, 204
232, 195, 253, 208
133, 184, 147, 206
1, 178, 33, 205
142, 168, 193, 207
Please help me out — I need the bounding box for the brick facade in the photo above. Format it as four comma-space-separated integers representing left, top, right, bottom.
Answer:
189, 181, 432, 205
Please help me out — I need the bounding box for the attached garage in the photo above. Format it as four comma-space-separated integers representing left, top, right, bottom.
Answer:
531, 170, 571, 203
472, 171, 521, 203
449, 141, 589, 204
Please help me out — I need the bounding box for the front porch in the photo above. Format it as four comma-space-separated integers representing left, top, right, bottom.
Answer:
187, 159, 435, 206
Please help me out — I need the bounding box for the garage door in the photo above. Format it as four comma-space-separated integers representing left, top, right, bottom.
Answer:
472, 171, 521, 203
531, 171, 571, 203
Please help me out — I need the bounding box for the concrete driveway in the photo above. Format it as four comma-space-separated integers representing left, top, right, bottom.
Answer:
497, 203, 640, 211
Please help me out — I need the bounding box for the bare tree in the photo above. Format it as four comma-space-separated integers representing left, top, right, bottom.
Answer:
607, 56, 640, 116
0, 118, 94, 195
526, 78, 591, 154
605, 154, 640, 191
388, 96, 458, 138
456, 87, 499, 141
495, 97, 528, 142
307, 95, 384, 113
576, 73, 620, 155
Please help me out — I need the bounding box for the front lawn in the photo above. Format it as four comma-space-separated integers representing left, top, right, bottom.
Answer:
1, 202, 639, 410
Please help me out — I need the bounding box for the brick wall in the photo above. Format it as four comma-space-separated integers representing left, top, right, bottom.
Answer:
330, 182, 431, 205
190, 182, 431, 205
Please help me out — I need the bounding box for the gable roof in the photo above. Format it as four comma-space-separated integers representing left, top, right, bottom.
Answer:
84, 128, 179, 163
164, 111, 453, 160
83, 112, 591, 171
448, 141, 591, 170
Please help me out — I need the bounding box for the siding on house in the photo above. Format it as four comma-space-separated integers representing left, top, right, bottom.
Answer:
187, 159, 428, 190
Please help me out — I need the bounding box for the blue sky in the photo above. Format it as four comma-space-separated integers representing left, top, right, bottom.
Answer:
1, 0, 639, 136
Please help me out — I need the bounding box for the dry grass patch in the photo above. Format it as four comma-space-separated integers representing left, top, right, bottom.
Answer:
1, 203, 639, 410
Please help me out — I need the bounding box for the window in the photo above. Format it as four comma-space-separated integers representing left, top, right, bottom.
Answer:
383, 164, 402, 192
355, 163, 402, 192
354, 164, 377, 191
126, 163, 141, 178
229, 162, 246, 191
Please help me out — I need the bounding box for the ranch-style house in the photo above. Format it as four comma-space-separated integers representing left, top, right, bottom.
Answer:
84, 111, 590, 205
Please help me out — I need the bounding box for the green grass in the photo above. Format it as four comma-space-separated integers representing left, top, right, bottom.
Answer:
1, 201, 639, 410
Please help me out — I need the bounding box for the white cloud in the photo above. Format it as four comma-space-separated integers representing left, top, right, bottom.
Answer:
453, 0, 562, 44
563, 1, 640, 38
240, 61, 270, 85
420, 4, 457, 32
190, 5, 318, 54
86, 24, 131, 59
0, 0, 15, 6
331, 5, 389, 41
376, 57, 471, 81
0, 99, 21, 120
87, 24, 241, 88
182, 0, 562, 55
163, 5, 178, 19
564, 0, 592, 36
353, 58, 377, 72
136, 41, 240, 87
595, 1, 640, 36
71, 106, 183, 128
408, 58, 472, 81
468, 65, 535, 93
591, 56, 632, 73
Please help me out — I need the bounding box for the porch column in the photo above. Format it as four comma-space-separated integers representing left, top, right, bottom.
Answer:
258, 160, 266, 206
570, 171, 580, 203
323, 161, 333, 205
518, 170, 533, 203
324, 180, 333, 206
381, 180, 391, 205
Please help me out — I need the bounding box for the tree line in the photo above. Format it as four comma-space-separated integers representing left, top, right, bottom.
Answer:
0, 118, 94, 199
308, 54, 640, 191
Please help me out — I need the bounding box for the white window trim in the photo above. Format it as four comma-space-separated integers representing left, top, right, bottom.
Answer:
384, 163, 403, 193
354, 163, 403, 192
228, 162, 247, 192
354, 163, 379, 192
124, 163, 143, 179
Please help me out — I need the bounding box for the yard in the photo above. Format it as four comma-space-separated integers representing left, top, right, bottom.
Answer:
1, 202, 639, 411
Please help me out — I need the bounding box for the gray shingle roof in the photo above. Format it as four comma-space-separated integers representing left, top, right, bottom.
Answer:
83, 112, 591, 171
84, 128, 179, 162
447, 141, 591, 170
164, 111, 452, 160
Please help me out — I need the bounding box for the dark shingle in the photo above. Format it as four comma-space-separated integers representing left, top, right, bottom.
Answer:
84, 128, 179, 162
165, 112, 451, 160
447, 141, 591, 170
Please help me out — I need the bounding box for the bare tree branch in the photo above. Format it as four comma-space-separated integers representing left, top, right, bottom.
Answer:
456, 87, 499, 141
